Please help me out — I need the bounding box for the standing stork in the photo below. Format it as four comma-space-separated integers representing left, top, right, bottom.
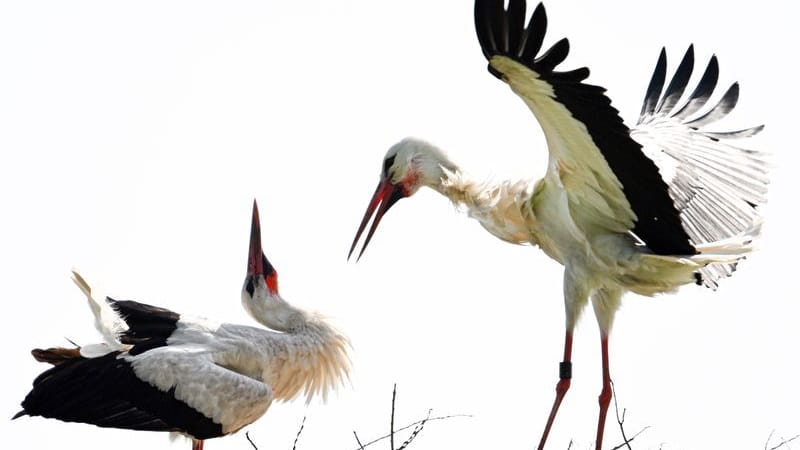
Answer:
349, 1, 767, 449
15, 201, 350, 450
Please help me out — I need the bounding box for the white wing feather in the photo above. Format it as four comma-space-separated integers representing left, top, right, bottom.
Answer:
128, 347, 273, 433
491, 56, 636, 236
632, 48, 768, 288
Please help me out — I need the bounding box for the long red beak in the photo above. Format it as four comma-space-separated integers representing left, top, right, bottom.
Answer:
348, 178, 406, 261
248, 200, 279, 293
248, 200, 264, 276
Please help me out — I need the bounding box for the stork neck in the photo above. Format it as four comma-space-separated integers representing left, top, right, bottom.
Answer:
434, 166, 480, 206
435, 169, 540, 245
243, 294, 309, 333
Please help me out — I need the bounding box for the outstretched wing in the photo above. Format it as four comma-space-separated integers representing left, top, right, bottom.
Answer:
632, 46, 768, 286
474, 0, 695, 256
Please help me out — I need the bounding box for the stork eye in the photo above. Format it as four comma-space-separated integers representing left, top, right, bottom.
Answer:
245, 278, 255, 296
382, 155, 397, 177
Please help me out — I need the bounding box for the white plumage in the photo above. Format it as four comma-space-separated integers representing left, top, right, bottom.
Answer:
349, 2, 767, 449
632, 48, 768, 287
16, 201, 350, 450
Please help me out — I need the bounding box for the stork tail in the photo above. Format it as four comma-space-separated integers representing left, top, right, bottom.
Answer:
32, 347, 83, 365
71, 270, 129, 348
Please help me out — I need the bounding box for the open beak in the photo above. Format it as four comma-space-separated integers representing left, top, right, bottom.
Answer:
348, 177, 406, 261
248, 200, 264, 276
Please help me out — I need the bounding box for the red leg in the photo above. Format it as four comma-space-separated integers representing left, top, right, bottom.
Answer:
537, 331, 573, 450
595, 336, 612, 450
192, 439, 204, 450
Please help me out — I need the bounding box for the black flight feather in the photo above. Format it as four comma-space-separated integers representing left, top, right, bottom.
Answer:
474, 0, 696, 255
16, 352, 223, 440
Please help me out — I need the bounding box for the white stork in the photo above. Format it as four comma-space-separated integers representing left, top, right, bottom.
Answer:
349, 1, 767, 449
15, 201, 350, 450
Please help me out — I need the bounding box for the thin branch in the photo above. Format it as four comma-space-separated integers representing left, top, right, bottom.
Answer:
292, 416, 307, 450
610, 426, 650, 450
766, 430, 800, 450
397, 409, 431, 450
354, 431, 366, 450
611, 380, 632, 450
245, 431, 258, 450
610, 380, 650, 450
352, 414, 472, 450
390, 384, 397, 450
349, 384, 470, 450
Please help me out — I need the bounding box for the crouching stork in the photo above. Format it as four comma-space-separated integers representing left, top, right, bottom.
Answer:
15, 201, 351, 449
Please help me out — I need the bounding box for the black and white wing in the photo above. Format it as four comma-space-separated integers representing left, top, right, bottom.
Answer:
633, 47, 768, 287
17, 351, 225, 439
474, 0, 696, 256
17, 348, 273, 439
17, 272, 274, 439
97, 296, 275, 436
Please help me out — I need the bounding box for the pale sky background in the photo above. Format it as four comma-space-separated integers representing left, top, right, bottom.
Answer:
1, 1, 797, 449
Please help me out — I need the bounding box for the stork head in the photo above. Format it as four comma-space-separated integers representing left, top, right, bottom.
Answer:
349, 137, 456, 260
245, 200, 278, 296
242, 200, 281, 312
242, 200, 311, 332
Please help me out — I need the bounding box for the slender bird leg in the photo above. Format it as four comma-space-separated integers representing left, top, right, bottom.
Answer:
537, 330, 574, 450
192, 439, 204, 450
595, 335, 612, 450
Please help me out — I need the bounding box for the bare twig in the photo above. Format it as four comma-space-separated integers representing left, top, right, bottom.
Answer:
610, 426, 650, 450
244, 416, 304, 450
352, 414, 472, 450
353, 414, 472, 450
292, 416, 307, 450
611, 380, 632, 450
245, 431, 258, 450
765, 430, 800, 450
609, 380, 650, 450
349, 385, 470, 450
397, 409, 431, 450
390, 384, 397, 450
354, 431, 367, 450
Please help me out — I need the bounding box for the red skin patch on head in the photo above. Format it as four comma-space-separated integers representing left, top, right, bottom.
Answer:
266, 272, 279, 294
401, 171, 419, 195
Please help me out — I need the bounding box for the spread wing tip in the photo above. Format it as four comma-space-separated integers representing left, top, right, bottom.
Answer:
639, 47, 668, 122
640, 47, 756, 132
655, 45, 695, 116
475, 0, 586, 80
